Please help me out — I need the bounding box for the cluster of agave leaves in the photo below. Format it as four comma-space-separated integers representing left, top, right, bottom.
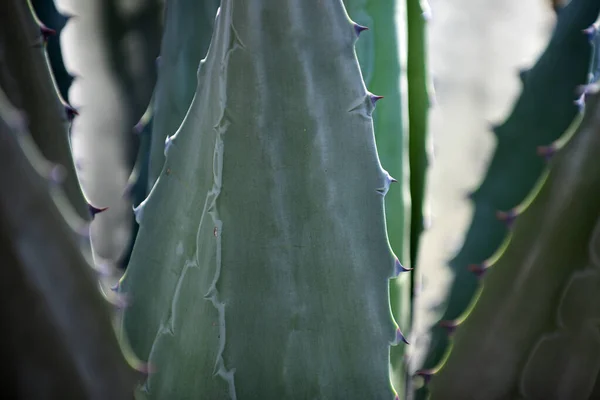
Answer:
3, 0, 600, 399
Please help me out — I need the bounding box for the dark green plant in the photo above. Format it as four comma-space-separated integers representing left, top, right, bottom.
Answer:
0, 0, 91, 221
0, 87, 137, 399
426, 70, 600, 400
8, 0, 600, 398
416, 1, 600, 397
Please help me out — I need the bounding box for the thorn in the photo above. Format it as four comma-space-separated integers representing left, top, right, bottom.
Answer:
415, 369, 434, 385
88, 203, 109, 218
392, 327, 409, 345
537, 144, 557, 161
68, 72, 80, 82
133, 203, 144, 224
383, 169, 398, 184
468, 262, 488, 278
395, 258, 413, 276
575, 94, 586, 111
489, 123, 501, 135
583, 25, 598, 42
164, 135, 173, 156
377, 171, 397, 196
496, 209, 517, 227
40, 24, 56, 42
110, 281, 120, 292
518, 68, 528, 84
61, 11, 76, 23
353, 23, 369, 37
439, 320, 458, 336
64, 104, 79, 122
370, 95, 384, 106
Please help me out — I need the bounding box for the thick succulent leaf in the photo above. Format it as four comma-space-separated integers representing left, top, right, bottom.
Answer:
343, 0, 412, 395
418, 0, 600, 392
147, 0, 220, 187
0, 93, 137, 400
120, 0, 406, 398
0, 0, 90, 220
427, 80, 600, 400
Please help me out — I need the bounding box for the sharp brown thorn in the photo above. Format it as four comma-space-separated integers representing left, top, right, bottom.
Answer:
574, 94, 586, 111
496, 209, 517, 227
583, 25, 598, 41
395, 258, 413, 275
40, 25, 56, 41
88, 204, 109, 218
370, 95, 384, 105
537, 144, 556, 161
64, 104, 79, 122
415, 369, 434, 385
468, 262, 488, 278
353, 23, 369, 36
394, 327, 410, 345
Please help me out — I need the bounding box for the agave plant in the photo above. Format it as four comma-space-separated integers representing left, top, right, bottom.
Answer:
6, 0, 600, 398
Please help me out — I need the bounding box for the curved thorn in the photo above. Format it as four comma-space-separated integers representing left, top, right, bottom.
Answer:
395, 258, 413, 275
392, 327, 409, 345
518, 68, 528, 84
64, 104, 79, 122
88, 203, 109, 218
370, 95, 384, 106
468, 262, 488, 278
496, 209, 517, 227
353, 23, 369, 36
415, 369, 434, 385
383, 169, 398, 184
583, 24, 598, 41
39, 24, 56, 41
537, 144, 557, 161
